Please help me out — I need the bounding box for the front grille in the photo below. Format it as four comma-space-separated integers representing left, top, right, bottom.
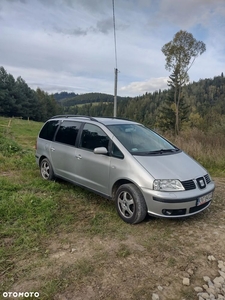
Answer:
181, 180, 196, 190
182, 174, 211, 191
204, 174, 211, 184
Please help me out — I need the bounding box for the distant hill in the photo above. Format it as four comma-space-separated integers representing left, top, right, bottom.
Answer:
54, 92, 78, 101
53, 92, 130, 106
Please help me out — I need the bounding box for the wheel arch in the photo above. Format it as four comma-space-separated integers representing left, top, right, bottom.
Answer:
39, 155, 48, 167
114, 181, 147, 224
112, 179, 144, 200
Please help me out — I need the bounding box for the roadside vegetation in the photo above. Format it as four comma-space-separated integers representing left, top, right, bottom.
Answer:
166, 128, 225, 176
0, 117, 225, 300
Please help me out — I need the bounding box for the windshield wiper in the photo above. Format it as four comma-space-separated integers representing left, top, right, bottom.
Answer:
147, 148, 179, 154
132, 148, 180, 156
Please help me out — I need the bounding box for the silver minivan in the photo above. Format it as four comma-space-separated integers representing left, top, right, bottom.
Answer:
35, 115, 215, 224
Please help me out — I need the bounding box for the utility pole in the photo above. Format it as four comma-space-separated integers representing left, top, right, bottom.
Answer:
112, 0, 118, 118
114, 68, 118, 117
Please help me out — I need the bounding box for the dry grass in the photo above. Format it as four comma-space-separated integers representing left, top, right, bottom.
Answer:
165, 128, 225, 175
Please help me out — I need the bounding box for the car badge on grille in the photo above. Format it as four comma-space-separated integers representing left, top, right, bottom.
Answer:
199, 179, 204, 187
197, 177, 206, 189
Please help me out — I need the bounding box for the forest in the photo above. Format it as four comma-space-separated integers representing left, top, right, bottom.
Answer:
0, 66, 225, 134
61, 73, 225, 133
0, 66, 63, 122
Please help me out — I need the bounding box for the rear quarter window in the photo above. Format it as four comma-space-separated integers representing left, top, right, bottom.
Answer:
39, 120, 60, 141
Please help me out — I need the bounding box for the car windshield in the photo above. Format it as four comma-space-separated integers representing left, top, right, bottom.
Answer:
107, 124, 179, 155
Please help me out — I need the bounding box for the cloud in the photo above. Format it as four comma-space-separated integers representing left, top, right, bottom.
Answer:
53, 26, 88, 36
120, 77, 169, 96
95, 18, 113, 34
6, 0, 27, 3
158, 0, 221, 28
0, 0, 224, 97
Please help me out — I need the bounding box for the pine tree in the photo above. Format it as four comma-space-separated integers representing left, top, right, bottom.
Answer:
162, 30, 206, 134
157, 69, 189, 132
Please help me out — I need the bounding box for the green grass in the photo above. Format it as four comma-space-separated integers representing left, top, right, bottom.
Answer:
116, 243, 131, 258
0, 116, 225, 299
0, 118, 125, 286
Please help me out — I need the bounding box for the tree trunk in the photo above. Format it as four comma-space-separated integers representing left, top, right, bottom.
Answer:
175, 84, 182, 135
174, 85, 179, 135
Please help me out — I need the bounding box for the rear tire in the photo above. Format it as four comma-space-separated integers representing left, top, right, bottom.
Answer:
115, 183, 147, 224
40, 158, 54, 180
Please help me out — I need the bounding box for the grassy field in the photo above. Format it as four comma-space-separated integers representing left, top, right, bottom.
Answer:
0, 117, 225, 300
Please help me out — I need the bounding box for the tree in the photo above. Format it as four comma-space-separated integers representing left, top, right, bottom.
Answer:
157, 69, 189, 132
162, 30, 206, 134
0, 67, 17, 116
35, 88, 63, 121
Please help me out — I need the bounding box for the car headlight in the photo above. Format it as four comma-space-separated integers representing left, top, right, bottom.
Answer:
153, 179, 185, 191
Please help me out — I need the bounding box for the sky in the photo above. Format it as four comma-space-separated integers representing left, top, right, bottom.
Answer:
0, 0, 225, 97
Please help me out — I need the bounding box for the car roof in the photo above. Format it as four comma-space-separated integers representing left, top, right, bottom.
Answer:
94, 117, 139, 126
50, 115, 139, 126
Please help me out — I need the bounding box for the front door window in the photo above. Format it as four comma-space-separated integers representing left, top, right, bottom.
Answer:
80, 123, 109, 151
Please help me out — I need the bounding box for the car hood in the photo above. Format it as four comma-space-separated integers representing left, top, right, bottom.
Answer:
134, 151, 207, 180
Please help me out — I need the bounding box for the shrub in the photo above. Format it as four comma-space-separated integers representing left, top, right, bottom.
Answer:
0, 134, 22, 156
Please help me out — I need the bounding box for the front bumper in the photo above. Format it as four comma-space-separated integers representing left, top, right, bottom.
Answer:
141, 182, 215, 218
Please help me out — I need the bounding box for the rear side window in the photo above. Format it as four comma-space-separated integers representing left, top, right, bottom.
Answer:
39, 120, 59, 141
55, 121, 81, 146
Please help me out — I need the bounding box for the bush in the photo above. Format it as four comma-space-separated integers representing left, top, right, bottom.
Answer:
0, 134, 22, 156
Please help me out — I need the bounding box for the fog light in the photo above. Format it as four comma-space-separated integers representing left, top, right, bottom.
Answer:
162, 209, 186, 216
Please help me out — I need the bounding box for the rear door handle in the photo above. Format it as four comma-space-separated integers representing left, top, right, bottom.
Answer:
50, 147, 55, 151
76, 154, 82, 160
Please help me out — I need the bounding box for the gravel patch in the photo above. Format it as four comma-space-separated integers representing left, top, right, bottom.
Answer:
151, 257, 225, 300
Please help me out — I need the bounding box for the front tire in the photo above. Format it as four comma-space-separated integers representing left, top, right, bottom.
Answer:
40, 158, 54, 180
115, 183, 147, 224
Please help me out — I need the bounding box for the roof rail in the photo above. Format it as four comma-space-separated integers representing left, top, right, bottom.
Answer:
97, 116, 131, 121
50, 115, 99, 122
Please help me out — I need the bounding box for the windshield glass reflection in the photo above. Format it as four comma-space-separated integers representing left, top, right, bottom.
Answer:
107, 124, 179, 155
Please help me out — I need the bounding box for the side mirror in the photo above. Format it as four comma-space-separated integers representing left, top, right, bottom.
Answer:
94, 147, 108, 155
